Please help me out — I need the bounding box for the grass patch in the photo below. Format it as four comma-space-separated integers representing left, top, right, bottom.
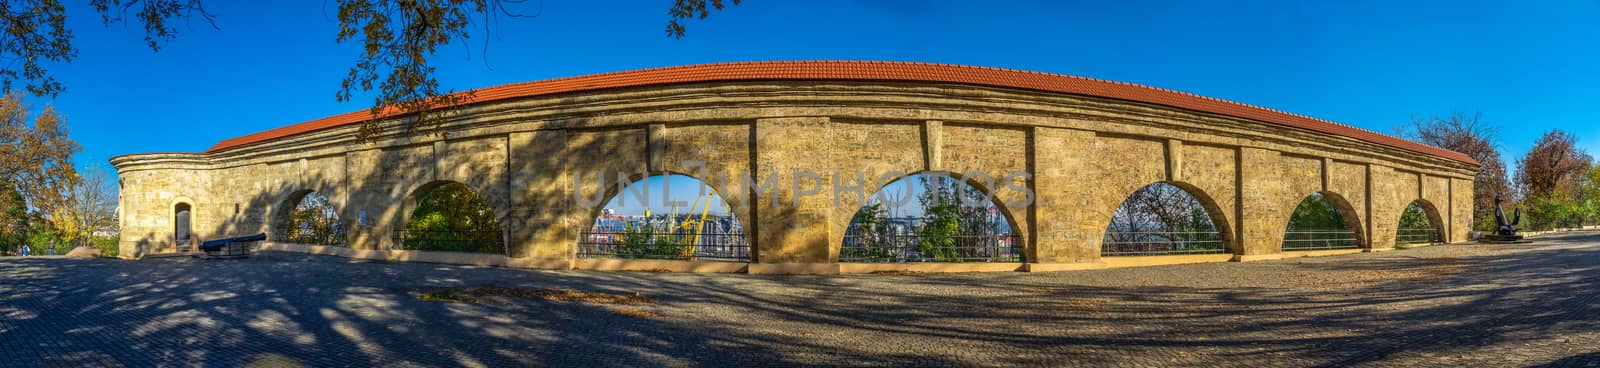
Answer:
612, 307, 659, 318
415, 290, 478, 303
1394, 242, 1433, 250
414, 286, 658, 305
868, 270, 925, 275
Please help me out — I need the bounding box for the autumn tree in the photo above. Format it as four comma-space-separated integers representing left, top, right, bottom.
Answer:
1578, 165, 1600, 226
1398, 113, 1510, 230
0, 92, 80, 227
3, 0, 740, 137
285, 191, 344, 246
0, 182, 28, 254
54, 167, 117, 248
1517, 130, 1592, 198
1515, 130, 1593, 230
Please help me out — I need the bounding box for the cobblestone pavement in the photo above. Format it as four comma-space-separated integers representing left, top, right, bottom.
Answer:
3, 233, 1599, 367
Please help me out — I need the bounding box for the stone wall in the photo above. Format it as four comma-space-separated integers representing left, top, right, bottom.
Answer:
111, 81, 1480, 270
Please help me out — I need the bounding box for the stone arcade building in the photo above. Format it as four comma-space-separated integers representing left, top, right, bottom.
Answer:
111, 61, 1479, 273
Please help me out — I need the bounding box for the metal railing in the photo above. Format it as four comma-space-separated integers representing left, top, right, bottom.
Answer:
840, 233, 1022, 262
1396, 228, 1442, 245
1101, 231, 1226, 256
577, 231, 750, 261
392, 230, 506, 255
271, 230, 347, 247
1283, 230, 1360, 251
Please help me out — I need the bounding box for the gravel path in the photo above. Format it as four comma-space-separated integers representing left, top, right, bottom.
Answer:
2, 232, 1598, 367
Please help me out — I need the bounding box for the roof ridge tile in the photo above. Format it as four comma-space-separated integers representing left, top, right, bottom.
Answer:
193, 61, 1476, 166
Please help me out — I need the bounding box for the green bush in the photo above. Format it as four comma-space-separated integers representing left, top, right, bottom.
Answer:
92, 236, 118, 258
917, 196, 962, 261
614, 224, 686, 259
843, 203, 895, 261
1523, 194, 1580, 231
399, 230, 503, 253
401, 182, 505, 254
25, 227, 67, 255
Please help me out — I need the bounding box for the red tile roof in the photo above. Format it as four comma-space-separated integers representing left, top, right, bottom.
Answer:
204, 61, 1478, 165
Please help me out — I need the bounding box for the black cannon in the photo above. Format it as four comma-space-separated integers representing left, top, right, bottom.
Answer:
199, 233, 266, 258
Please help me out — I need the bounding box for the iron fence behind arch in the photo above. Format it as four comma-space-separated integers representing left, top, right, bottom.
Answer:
577, 231, 750, 261
270, 230, 348, 247
840, 233, 1022, 262
1101, 231, 1226, 256
392, 230, 506, 255
1396, 228, 1443, 245
839, 216, 1022, 263
1282, 230, 1361, 251
580, 213, 751, 261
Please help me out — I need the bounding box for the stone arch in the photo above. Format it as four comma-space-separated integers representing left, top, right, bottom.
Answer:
267, 177, 342, 225
269, 189, 315, 237
271, 189, 345, 246
575, 170, 756, 252
1281, 191, 1367, 251
837, 171, 1026, 263
576, 173, 751, 261
166, 197, 197, 219
1100, 181, 1237, 256
107, 63, 1488, 271
399, 178, 510, 227
1319, 191, 1368, 247
1397, 199, 1447, 245
821, 147, 929, 264
162, 196, 198, 253
173, 201, 194, 252
396, 180, 507, 254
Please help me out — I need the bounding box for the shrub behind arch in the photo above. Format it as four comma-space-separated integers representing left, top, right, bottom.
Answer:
841, 173, 1021, 263
278, 191, 345, 246
1283, 193, 1362, 251
1102, 182, 1227, 256
1397, 200, 1444, 245
399, 182, 504, 254
579, 174, 749, 261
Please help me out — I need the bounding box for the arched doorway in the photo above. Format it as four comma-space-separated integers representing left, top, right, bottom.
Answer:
173, 203, 192, 252
840, 172, 1021, 263
579, 174, 749, 261
1102, 182, 1230, 256
1397, 200, 1445, 245
274, 191, 345, 246
397, 181, 504, 254
1282, 192, 1364, 251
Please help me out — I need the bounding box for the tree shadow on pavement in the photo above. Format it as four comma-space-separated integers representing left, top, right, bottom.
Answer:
1, 233, 1597, 366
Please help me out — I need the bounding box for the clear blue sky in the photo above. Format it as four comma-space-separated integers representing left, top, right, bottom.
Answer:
29, 1, 1600, 181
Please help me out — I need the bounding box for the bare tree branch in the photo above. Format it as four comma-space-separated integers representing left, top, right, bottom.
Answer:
90, 0, 219, 52
1400, 113, 1514, 230
3, 0, 741, 141
0, 0, 75, 97
666, 0, 739, 38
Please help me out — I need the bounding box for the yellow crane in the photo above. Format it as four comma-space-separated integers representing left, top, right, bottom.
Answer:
674, 189, 715, 257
